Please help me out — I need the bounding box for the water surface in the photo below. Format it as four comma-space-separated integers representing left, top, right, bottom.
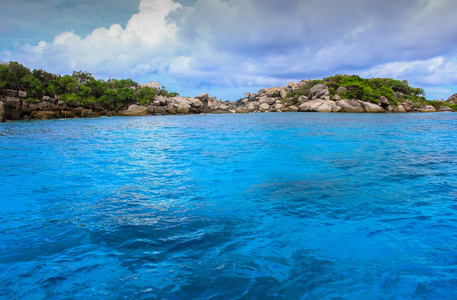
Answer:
1, 113, 457, 299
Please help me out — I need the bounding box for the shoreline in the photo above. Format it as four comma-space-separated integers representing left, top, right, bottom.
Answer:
1, 89, 454, 123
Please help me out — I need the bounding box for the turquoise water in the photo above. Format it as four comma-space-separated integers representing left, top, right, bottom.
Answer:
1, 112, 457, 299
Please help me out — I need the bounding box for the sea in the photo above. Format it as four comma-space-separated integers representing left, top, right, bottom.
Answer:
1, 112, 457, 299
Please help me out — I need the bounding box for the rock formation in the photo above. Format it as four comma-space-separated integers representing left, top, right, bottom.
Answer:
0, 80, 455, 122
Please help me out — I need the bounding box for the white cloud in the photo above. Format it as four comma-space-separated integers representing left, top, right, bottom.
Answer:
8, 0, 457, 99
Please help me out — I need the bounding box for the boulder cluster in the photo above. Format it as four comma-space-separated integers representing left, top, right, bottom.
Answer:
0, 80, 455, 122
0, 89, 238, 121
234, 81, 450, 113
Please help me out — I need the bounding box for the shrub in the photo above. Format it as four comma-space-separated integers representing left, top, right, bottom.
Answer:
136, 87, 156, 105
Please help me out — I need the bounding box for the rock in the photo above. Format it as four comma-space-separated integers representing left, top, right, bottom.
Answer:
419, 105, 436, 112
31, 111, 60, 120
61, 110, 74, 118
266, 87, 282, 97
18, 91, 27, 98
11, 110, 23, 120
379, 96, 390, 107
280, 89, 287, 98
394, 92, 405, 102
152, 107, 167, 114
394, 105, 407, 113
187, 98, 203, 108
438, 105, 454, 112
359, 101, 385, 113
247, 102, 260, 111
309, 84, 329, 99
259, 97, 276, 105
81, 109, 96, 118
219, 104, 229, 110
38, 101, 52, 110
283, 86, 292, 93
299, 96, 309, 103
195, 93, 209, 102
235, 108, 249, 113
140, 81, 160, 93
336, 86, 348, 94
288, 82, 299, 91
6, 90, 18, 97
6, 97, 21, 110
333, 94, 341, 101
118, 105, 148, 116
0, 102, 5, 122
322, 95, 331, 100
106, 111, 118, 117
298, 100, 340, 112
274, 103, 284, 111
335, 99, 364, 113
72, 107, 84, 117
244, 92, 251, 99
258, 88, 267, 94
171, 96, 192, 106
299, 80, 310, 88
259, 103, 270, 111
177, 103, 191, 113
288, 105, 299, 112
401, 100, 414, 111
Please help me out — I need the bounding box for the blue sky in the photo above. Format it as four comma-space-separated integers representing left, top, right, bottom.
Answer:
1, 0, 457, 100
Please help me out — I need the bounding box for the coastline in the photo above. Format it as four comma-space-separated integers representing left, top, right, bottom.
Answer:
1, 87, 454, 123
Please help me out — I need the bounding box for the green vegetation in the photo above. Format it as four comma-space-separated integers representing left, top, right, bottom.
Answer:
284, 74, 427, 106
0, 61, 178, 110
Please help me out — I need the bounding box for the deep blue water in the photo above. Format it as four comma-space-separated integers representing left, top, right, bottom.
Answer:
1, 112, 457, 299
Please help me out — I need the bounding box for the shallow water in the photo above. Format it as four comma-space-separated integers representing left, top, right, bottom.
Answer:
1, 112, 457, 299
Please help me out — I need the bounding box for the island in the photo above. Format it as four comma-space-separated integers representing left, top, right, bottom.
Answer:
1, 61, 456, 122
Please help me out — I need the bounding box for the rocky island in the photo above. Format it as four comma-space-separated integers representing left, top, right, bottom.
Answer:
0, 62, 455, 122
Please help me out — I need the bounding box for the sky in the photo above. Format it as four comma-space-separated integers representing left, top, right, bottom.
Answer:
1, 0, 457, 100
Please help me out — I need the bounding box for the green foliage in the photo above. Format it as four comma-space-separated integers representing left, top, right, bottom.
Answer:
0, 64, 15, 89
21, 74, 44, 98
136, 87, 156, 105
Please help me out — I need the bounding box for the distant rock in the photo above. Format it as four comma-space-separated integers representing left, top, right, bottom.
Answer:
309, 84, 329, 100
31, 111, 60, 120
177, 103, 191, 114
266, 87, 281, 97
259, 103, 270, 111
394, 105, 407, 113
336, 86, 348, 94
298, 100, 341, 112
335, 99, 364, 113
379, 96, 390, 108
438, 106, 454, 112
419, 105, 436, 113
118, 105, 148, 116
195, 93, 209, 102
0, 102, 5, 122
359, 101, 384, 113
259, 97, 276, 105
446, 93, 457, 103
235, 108, 248, 113
140, 81, 160, 93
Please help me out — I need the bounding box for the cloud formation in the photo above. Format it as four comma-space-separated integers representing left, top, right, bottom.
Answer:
4, 0, 457, 99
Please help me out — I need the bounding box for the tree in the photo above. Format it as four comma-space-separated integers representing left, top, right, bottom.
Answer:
8, 61, 31, 90
0, 64, 15, 89
72, 70, 94, 85
136, 87, 156, 104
